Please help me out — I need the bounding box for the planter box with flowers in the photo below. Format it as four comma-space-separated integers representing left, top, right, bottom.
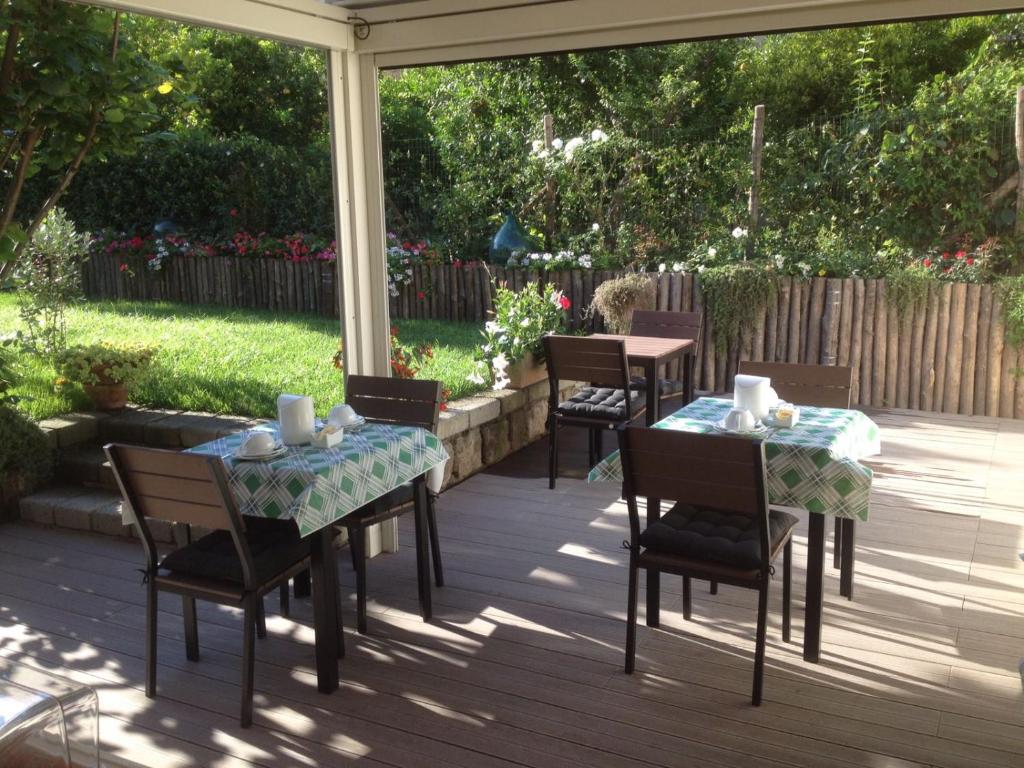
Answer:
468, 280, 572, 391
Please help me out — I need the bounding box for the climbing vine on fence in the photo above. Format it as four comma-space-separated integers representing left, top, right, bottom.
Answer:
699, 263, 777, 351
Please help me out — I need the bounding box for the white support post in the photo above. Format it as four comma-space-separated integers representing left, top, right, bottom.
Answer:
326, 48, 398, 554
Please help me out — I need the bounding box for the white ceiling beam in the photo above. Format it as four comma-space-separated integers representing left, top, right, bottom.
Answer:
78, 0, 353, 49
359, 0, 1024, 67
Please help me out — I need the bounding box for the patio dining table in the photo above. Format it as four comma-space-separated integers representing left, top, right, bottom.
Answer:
188, 421, 449, 692
588, 396, 881, 662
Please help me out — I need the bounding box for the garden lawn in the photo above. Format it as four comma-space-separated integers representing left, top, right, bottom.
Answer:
0, 295, 486, 421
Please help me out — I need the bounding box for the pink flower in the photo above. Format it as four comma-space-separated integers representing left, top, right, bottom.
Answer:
922, 258, 932, 268
119, 263, 129, 272
229, 208, 238, 217
955, 250, 966, 260
966, 257, 975, 266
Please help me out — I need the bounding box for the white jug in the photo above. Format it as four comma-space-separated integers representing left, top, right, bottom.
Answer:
733, 375, 778, 422
277, 394, 315, 445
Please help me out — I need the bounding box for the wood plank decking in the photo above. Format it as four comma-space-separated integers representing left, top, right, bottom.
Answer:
1, 407, 1023, 767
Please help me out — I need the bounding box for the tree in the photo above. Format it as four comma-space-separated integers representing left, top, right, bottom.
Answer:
0, 0, 163, 279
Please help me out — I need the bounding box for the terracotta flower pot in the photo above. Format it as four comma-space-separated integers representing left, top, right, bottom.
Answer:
83, 382, 128, 410
506, 351, 548, 389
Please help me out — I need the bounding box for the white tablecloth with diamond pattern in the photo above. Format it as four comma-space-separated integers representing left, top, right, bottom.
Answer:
188, 422, 449, 536
588, 397, 881, 521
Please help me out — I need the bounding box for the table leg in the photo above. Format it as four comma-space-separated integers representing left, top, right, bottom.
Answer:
646, 497, 661, 627
804, 514, 826, 663
645, 360, 658, 425
839, 518, 856, 601
293, 569, 311, 599
414, 475, 432, 622
309, 527, 339, 693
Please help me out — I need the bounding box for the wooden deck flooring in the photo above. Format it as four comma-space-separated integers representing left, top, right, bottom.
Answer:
2, 407, 1023, 767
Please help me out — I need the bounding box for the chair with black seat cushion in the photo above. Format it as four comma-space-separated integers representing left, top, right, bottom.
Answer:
617, 426, 795, 705
543, 335, 646, 490
737, 360, 855, 578
104, 444, 320, 728
629, 310, 703, 405
342, 375, 444, 634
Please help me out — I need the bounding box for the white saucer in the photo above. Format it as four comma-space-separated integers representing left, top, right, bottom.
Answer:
331, 416, 366, 432
711, 419, 769, 436
234, 444, 288, 461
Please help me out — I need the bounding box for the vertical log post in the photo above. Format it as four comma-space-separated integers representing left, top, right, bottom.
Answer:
748, 104, 766, 259
1016, 87, 1024, 237
543, 114, 556, 250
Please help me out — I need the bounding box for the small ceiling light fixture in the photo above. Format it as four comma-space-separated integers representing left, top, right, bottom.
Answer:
349, 15, 371, 40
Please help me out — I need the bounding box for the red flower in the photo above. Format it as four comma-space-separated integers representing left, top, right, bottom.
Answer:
119, 263, 129, 272
417, 291, 426, 300
955, 250, 966, 260
941, 252, 951, 260
922, 258, 932, 268
966, 257, 975, 266
559, 295, 571, 310
229, 208, 238, 217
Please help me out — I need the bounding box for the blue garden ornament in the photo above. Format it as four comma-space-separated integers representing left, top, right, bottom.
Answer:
489, 212, 533, 265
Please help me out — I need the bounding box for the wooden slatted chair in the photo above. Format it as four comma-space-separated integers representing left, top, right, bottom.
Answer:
617, 426, 795, 705
342, 375, 444, 634
629, 310, 703, 405
104, 444, 320, 728
543, 335, 646, 489
737, 360, 853, 409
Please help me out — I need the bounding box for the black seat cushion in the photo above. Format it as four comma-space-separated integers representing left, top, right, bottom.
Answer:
556, 383, 645, 420
631, 375, 683, 396
160, 517, 308, 585
640, 503, 798, 570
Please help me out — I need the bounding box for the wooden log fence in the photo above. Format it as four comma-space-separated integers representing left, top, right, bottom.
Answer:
82, 254, 1024, 418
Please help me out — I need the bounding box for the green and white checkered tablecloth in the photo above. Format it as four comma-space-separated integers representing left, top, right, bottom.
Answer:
188, 422, 449, 536
588, 397, 881, 521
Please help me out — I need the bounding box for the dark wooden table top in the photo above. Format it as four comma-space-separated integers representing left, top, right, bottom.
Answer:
588, 333, 695, 363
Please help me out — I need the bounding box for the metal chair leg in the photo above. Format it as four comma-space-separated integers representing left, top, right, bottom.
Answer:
279, 582, 290, 617
427, 493, 444, 587
709, 580, 718, 595
182, 596, 199, 661
782, 538, 792, 643
145, 578, 158, 698
240, 595, 257, 728
682, 576, 692, 620
625, 558, 639, 674
752, 581, 770, 706
548, 415, 559, 490
255, 599, 267, 640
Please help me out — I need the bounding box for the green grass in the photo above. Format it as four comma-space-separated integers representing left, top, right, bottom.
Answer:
0, 294, 486, 421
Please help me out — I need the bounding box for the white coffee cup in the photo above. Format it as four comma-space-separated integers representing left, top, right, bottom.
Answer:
242, 431, 276, 455
328, 404, 359, 427
725, 407, 755, 432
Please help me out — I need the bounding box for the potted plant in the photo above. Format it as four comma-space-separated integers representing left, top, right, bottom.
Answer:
469, 281, 571, 390
56, 342, 156, 410
588, 272, 656, 334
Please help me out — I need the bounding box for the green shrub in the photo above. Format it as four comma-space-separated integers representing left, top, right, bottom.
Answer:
0, 404, 54, 491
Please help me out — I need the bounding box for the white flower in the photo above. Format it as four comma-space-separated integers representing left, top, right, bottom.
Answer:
658, 263, 666, 274
493, 373, 510, 391
591, 222, 600, 232
564, 136, 585, 160
672, 262, 684, 273
550, 289, 565, 306
467, 371, 486, 385
551, 138, 563, 150
591, 128, 608, 142
579, 255, 592, 269
531, 139, 544, 154
537, 150, 550, 159
542, 253, 552, 262
520, 317, 531, 327
731, 227, 748, 240
697, 265, 706, 274
708, 247, 717, 258
484, 321, 504, 334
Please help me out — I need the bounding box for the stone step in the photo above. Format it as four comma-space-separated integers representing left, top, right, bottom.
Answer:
17, 486, 172, 543
56, 444, 117, 491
